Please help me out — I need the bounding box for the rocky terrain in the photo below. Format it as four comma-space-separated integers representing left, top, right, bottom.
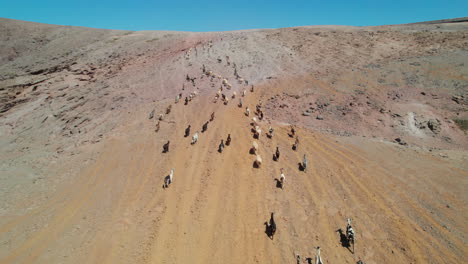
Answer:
0, 17, 467, 263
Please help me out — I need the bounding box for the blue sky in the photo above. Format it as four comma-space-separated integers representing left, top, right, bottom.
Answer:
1, 0, 466, 31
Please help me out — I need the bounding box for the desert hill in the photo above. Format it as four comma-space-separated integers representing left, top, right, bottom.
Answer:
0, 17, 467, 263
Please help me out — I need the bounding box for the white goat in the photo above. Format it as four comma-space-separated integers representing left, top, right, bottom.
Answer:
242, 89, 246, 97
232, 92, 236, 99
158, 113, 164, 121
191, 132, 199, 145
251, 141, 259, 154
255, 155, 262, 168
279, 168, 285, 189
245, 107, 250, 116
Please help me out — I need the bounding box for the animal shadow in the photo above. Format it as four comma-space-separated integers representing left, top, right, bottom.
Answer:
253, 161, 260, 168
336, 229, 351, 250
264, 222, 274, 240
249, 148, 256, 155
292, 144, 297, 151
274, 178, 282, 189
298, 162, 305, 171
273, 154, 278, 161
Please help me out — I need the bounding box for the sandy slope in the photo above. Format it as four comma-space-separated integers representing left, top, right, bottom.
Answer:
0, 18, 467, 263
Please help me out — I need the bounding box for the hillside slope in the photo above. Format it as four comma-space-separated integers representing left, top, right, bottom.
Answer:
0, 18, 467, 264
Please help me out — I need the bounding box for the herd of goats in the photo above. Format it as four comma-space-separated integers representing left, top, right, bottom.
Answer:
149, 58, 361, 263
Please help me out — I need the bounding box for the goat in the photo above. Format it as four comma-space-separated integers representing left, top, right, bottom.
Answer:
164, 168, 174, 188
279, 168, 285, 189
232, 92, 236, 99
162, 140, 170, 153
224, 98, 229, 105
347, 218, 355, 252
210, 112, 215, 121
293, 136, 299, 151
175, 94, 180, 103
238, 98, 243, 108
149, 109, 155, 119
275, 146, 280, 160
251, 141, 259, 155
251, 117, 258, 127
289, 126, 295, 137
158, 114, 164, 121
202, 121, 209, 133
226, 134, 231, 146
254, 155, 262, 168
315, 247, 323, 264
155, 121, 160, 132
254, 126, 261, 139
269, 212, 276, 239
185, 97, 189, 105
218, 139, 225, 153
267, 126, 274, 138
302, 154, 308, 172
184, 125, 191, 137
191, 132, 199, 145
245, 107, 250, 116
242, 89, 246, 97
166, 105, 172, 114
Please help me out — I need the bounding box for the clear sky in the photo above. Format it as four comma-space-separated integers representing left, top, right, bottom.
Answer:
1, 0, 467, 32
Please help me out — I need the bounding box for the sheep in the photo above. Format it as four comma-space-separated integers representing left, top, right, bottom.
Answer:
175, 94, 180, 103
238, 98, 243, 108
202, 121, 209, 133
158, 114, 164, 121
184, 125, 191, 137
238, 78, 244, 84
166, 105, 172, 114
155, 121, 160, 133
245, 107, 250, 116
242, 89, 246, 97
162, 140, 170, 153
164, 168, 174, 188
218, 139, 225, 153
250, 141, 259, 154
279, 168, 285, 189
224, 98, 229, 105
232, 92, 236, 99
302, 154, 308, 172
191, 132, 199, 145
226, 134, 231, 146
149, 109, 155, 119
185, 97, 189, 105
254, 155, 262, 168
